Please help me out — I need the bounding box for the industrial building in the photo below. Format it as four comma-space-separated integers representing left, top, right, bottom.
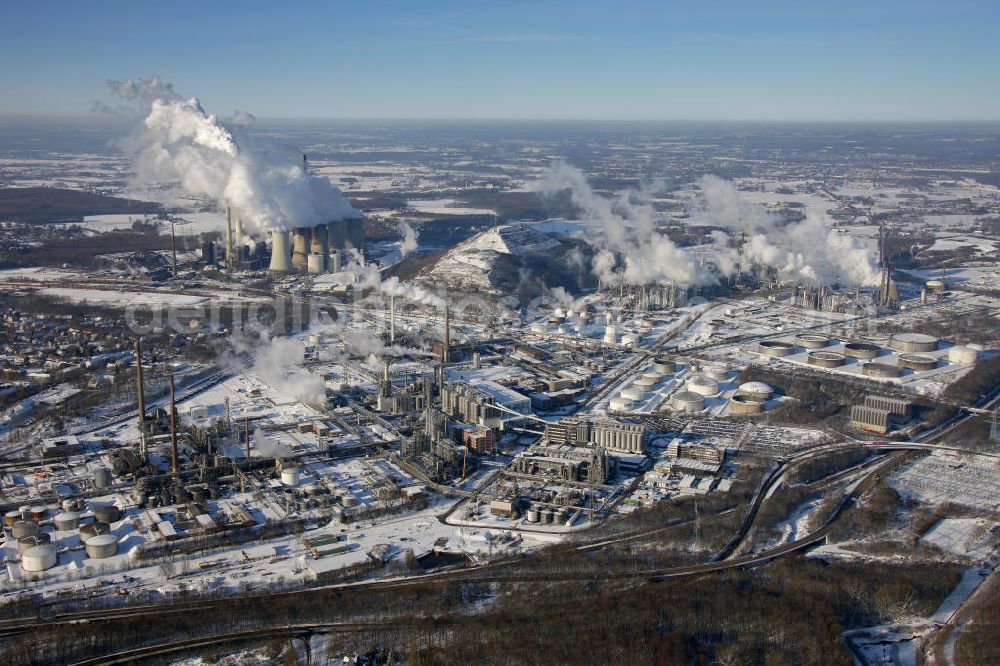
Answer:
440, 380, 532, 429
544, 417, 647, 454
850, 394, 914, 434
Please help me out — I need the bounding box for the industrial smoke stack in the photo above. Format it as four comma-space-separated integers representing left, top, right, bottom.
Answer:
390, 295, 396, 345
268, 229, 292, 272
134, 338, 146, 428
291, 228, 309, 270
168, 368, 178, 475
443, 305, 450, 364
225, 207, 235, 267
170, 219, 177, 278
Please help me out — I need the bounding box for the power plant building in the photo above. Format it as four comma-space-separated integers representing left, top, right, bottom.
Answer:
544, 417, 647, 455
440, 380, 532, 429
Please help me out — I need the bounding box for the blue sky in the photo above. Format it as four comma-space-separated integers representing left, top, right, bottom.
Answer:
1, 0, 998, 120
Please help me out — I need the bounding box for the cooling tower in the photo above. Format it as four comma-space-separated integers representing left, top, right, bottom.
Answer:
291, 228, 310, 270
269, 230, 292, 272
307, 253, 326, 274
346, 217, 365, 253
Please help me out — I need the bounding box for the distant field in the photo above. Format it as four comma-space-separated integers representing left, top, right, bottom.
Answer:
0, 186, 160, 223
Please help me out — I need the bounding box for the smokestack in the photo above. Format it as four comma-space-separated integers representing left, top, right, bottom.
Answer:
291, 228, 309, 270
269, 230, 292, 272
443, 305, 450, 364
234, 217, 244, 267
390, 295, 395, 345
302, 153, 308, 173
244, 418, 250, 461
225, 207, 234, 267
168, 368, 178, 475
134, 338, 146, 429
170, 219, 177, 278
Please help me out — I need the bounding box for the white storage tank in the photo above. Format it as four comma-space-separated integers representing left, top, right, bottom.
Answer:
85, 534, 119, 559
603, 326, 618, 345
53, 511, 80, 531
307, 253, 326, 274
21, 544, 57, 572
620, 387, 645, 402
11, 521, 39, 539
672, 390, 705, 412
281, 467, 300, 487
621, 333, 640, 348
705, 365, 730, 382
93, 505, 120, 524
686, 374, 719, 396
947, 346, 978, 364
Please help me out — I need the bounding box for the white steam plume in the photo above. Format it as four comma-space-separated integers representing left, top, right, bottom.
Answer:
538, 162, 708, 287
692, 175, 879, 286
397, 221, 419, 257
107, 76, 359, 233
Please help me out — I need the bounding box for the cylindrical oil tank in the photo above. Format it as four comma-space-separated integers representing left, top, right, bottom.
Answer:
758, 340, 795, 357
21, 544, 57, 572
621, 333, 640, 348
843, 342, 882, 360
94, 468, 112, 489
542, 510, 554, 524
889, 333, 938, 353
17, 534, 51, 553
608, 398, 633, 412
603, 326, 618, 344
12, 520, 39, 539
18, 505, 31, 521
85, 534, 118, 559
307, 253, 326, 274
898, 354, 938, 371
281, 467, 300, 487
61, 499, 78, 512
705, 365, 730, 381
53, 511, 80, 531
925, 279, 947, 292
653, 358, 675, 374
620, 387, 645, 402
672, 390, 705, 412
4, 511, 20, 527
632, 378, 656, 392
93, 505, 120, 524
686, 374, 719, 396
795, 333, 831, 349
526, 507, 540, 523
29, 506, 47, 521
862, 362, 903, 378
808, 351, 846, 368
737, 382, 773, 400
729, 395, 765, 415
641, 372, 663, 384
341, 494, 357, 508
948, 346, 978, 364
79, 521, 111, 540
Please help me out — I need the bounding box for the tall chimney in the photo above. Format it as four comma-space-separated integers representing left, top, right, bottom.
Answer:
170, 219, 177, 278
245, 418, 251, 461
134, 338, 146, 429
168, 368, 178, 475
225, 207, 234, 267
268, 229, 292, 272
389, 295, 396, 345
443, 305, 450, 364
302, 153, 308, 173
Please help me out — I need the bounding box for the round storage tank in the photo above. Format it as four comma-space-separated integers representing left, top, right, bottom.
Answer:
729, 395, 765, 415
632, 378, 656, 391
808, 351, 846, 368
758, 340, 795, 357
17, 534, 51, 553
526, 507, 540, 523
737, 382, 773, 400
603, 326, 617, 344
21, 544, 57, 572
653, 358, 676, 374
641, 372, 663, 384
18, 505, 31, 521
93, 505, 120, 524
889, 333, 938, 353
898, 354, 938, 371
12, 521, 39, 539
61, 499, 78, 512
948, 346, 978, 364
79, 521, 111, 540
53, 511, 80, 531
925, 279, 947, 292
94, 468, 112, 489
795, 333, 831, 349
29, 506, 47, 521
862, 362, 903, 379
608, 398, 633, 412
281, 467, 300, 487
672, 390, 706, 412
686, 374, 719, 396
85, 534, 118, 559
621, 333, 640, 348
542, 510, 554, 524
4, 511, 20, 527
705, 365, 730, 381
843, 342, 882, 360
620, 387, 645, 402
